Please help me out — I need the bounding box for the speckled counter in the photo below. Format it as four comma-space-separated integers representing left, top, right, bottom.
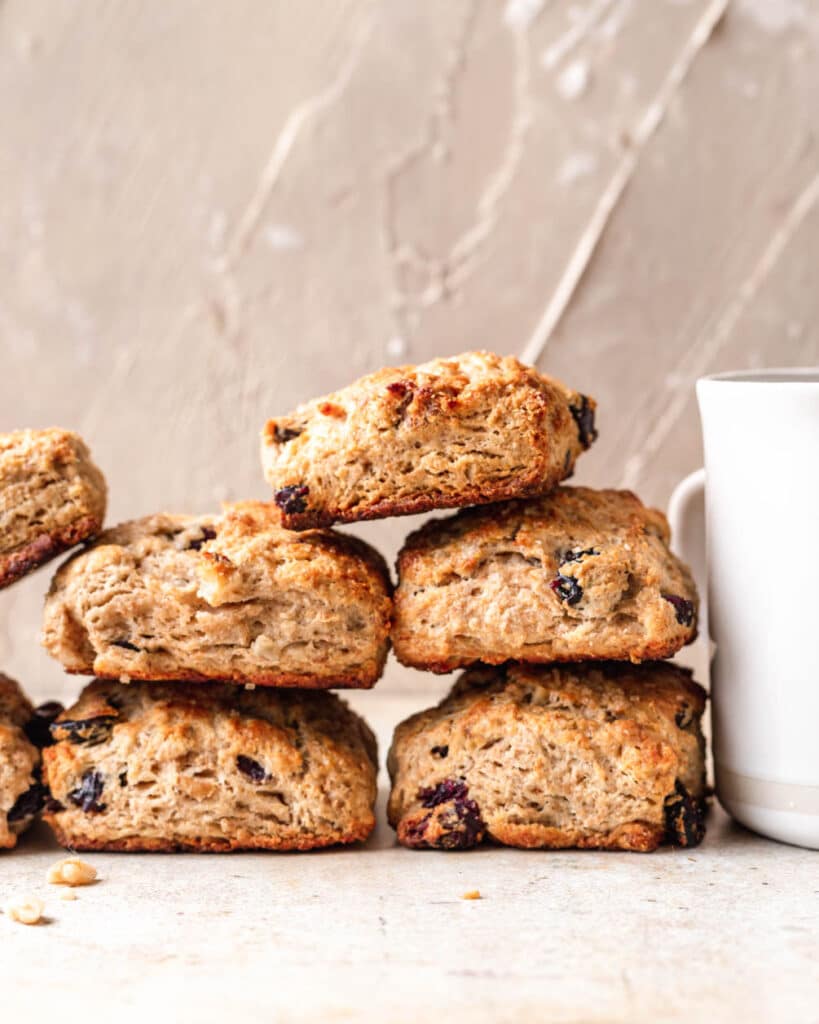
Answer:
2, 691, 816, 1024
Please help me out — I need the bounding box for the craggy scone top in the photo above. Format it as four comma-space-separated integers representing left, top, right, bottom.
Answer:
393, 486, 698, 670
43, 501, 393, 688
262, 351, 597, 529
0, 428, 107, 588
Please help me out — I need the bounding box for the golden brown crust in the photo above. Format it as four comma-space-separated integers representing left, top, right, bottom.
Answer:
277, 472, 573, 531
44, 821, 375, 853
43, 679, 378, 852
43, 501, 392, 688
393, 487, 698, 671
262, 351, 597, 529
0, 514, 102, 590
388, 662, 707, 853
0, 429, 106, 589
55, 665, 378, 689
487, 821, 664, 853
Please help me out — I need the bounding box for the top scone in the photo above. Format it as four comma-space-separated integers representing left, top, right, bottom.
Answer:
261, 351, 597, 529
43, 502, 392, 689
392, 487, 698, 671
0, 428, 106, 588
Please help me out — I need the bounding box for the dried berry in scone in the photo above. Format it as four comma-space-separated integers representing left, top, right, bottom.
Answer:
393, 486, 698, 671
42, 678, 378, 852
0, 674, 42, 849
0, 428, 107, 589
42, 501, 392, 689
664, 780, 706, 847
261, 351, 597, 529
24, 701, 64, 748
388, 662, 707, 853
399, 779, 486, 851
69, 770, 106, 813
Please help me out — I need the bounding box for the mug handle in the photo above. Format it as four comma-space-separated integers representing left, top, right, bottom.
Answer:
667, 467, 707, 635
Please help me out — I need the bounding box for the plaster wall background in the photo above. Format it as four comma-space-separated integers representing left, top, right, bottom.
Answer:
0, 0, 817, 699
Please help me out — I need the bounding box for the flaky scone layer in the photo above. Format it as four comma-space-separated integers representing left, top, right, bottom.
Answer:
388, 662, 707, 853
393, 487, 698, 671
0, 428, 107, 588
262, 351, 597, 529
43, 679, 378, 851
43, 502, 392, 688
0, 674, 41, 849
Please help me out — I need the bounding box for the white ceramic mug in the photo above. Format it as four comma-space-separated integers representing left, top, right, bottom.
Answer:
669, 368, 819, 849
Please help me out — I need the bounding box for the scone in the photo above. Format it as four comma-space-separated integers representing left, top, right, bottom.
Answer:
43, 502, 392, 688
261, 351, 597, 529
42, 679, 378, 852
393, 487, 697, 671
0, 674, 43, 849
388, 662, 707, 853
0, 428, 106, 588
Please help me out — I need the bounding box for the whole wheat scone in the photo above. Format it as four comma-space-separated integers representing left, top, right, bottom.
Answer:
0, 675, 43, 849
43, 501, 392, 689
393, 487, 697, 671
42, 679, 378, 851
261, 351, 597, 529
0, 428, 106, 589
388, 662, 707, 853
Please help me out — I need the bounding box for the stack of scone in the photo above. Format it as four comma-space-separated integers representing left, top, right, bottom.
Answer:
1, 431, 387, 853
1, 350, 705, 857
38, 504, 389, 852
261, 351, 707, 853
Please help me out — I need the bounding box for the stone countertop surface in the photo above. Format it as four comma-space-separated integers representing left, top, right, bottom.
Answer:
2, 691, 817, 1024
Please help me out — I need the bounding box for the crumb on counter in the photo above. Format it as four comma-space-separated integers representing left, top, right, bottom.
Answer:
462, 890, 482, 901
47, 856, 98, 887
4, 896, 44, 925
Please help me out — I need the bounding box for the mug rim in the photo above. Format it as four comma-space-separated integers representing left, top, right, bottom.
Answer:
699, 367, 819, 386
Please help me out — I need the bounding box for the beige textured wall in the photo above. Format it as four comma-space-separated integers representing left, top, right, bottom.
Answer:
1, 0, 817, 700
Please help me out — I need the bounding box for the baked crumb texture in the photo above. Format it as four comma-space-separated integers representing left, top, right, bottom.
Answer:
388, 662, 707, 853
43, 678, 378, 852
393, 487, 698, 671
0, 428, 106, 589
42, 502, 392, 689
262, 351, 597, 529
0, 674, 42, 850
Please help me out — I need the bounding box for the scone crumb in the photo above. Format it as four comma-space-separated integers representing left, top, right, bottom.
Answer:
462, 890, 482, 901
60, 891, 78, 902
47, 856, 97, 887
4, 895, 44, 925
245, 683, 256, 690
120, 674, 132, 684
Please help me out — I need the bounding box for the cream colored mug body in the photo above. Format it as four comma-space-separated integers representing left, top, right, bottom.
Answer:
669, 369, 819, 849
